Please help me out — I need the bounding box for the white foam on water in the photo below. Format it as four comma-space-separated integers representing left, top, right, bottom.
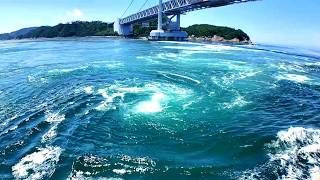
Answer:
12, 146, 62, 180
84, 110, 89, 115
205, 44, 242, 51
95, 82, 193, 114
222, 95, 250, 109
0, 125, 19, 136
68, 170, 121, 180
95, 101, 116, 111
181, 50, 213, 56
113, 169, 130, 175
136, 92, 166, 113
276, 73, 311, 83
27, 75, 48, 84
220, 71, 260, 86
305, 61, 320, 66
240, 127, 320, 179
120, 155, 156, 167
157, 41, 205, 46
182, 101, 194, 110
163, 44, 241, 52
127, 82, 193, 114
240, 145, 254, 148
163, 53, 179, 58
310, 166, 320, 180
98, 88, 125, 102
84, 86, 94, 94
98, 89, 109, 98
0, 115, 17, 127
42, 112, 65, 142
146, 83, 192, 96
0, 120, 8, 128
41, 125, 58, 143
95, 89, 125, 111
45, 112, 65, 123
27, 75, 36, 83
68, 154, 154, 179
48, 66, 88, 74
110, 82, 192, 97
159, 71, 201, 84
10, 125, 18, 131
0, 115, 20, 136
278, 62, 306, 73
106, 62, 124, 69
117, 87, 145, 93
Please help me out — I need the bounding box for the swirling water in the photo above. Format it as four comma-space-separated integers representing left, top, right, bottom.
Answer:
0, 38, 320, 179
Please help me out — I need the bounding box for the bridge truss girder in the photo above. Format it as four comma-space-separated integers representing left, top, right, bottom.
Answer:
119, 0, 257, 25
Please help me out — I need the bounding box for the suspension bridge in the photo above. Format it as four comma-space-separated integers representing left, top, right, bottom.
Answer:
114, 0, 257, 40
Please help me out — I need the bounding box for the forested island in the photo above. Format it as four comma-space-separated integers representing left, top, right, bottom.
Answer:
0, 21, 251, 44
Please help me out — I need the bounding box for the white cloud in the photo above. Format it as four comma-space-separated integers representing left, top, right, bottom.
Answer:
66, 8, 84, 20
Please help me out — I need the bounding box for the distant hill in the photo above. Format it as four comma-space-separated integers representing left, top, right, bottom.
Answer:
0, 21, 251, 44
182, 24, 250, 42
19, 21, 117, 39
0, 27, 38, 40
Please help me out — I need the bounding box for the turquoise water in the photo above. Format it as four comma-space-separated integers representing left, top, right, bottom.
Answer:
0, 38, 320, 179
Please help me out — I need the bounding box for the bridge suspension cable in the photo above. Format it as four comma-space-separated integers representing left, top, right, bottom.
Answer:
137, 0, 150, 12
120, 0, 135, 18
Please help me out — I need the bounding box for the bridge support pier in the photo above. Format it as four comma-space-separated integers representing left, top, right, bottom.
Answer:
149, 13, 188, 41
114, 19, 133, 36
149, 0, 187, 41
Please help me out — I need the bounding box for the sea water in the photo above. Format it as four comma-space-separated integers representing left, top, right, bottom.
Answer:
0, 38, 320, 179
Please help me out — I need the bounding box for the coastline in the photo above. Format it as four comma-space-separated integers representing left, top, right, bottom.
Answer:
0, 36, 253, 45
187, 35, 252, 45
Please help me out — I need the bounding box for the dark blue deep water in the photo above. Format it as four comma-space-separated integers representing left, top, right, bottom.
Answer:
0, 38, 320, 179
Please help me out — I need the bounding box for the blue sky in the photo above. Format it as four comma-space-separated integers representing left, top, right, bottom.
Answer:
0, 0, 319, 48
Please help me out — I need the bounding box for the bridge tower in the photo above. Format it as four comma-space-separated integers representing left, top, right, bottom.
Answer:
114, 18, 133, 36
149, 0, 188, 41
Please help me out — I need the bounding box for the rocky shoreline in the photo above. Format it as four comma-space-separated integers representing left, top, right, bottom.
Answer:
188, 35, 252, 44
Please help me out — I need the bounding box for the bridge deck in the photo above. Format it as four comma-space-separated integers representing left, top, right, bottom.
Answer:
120, 0, 256, 25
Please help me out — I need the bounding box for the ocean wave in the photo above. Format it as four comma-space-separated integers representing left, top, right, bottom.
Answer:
299, 61, 320, 73
42, 112, 65, 143
276, 73, 311, 83
12, 146, 62, 179
0, 125, 19, 137
45, 112, 65, 123
0, 115, 18, 128
41, 125, 58, 143
240, 127, 320, 179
